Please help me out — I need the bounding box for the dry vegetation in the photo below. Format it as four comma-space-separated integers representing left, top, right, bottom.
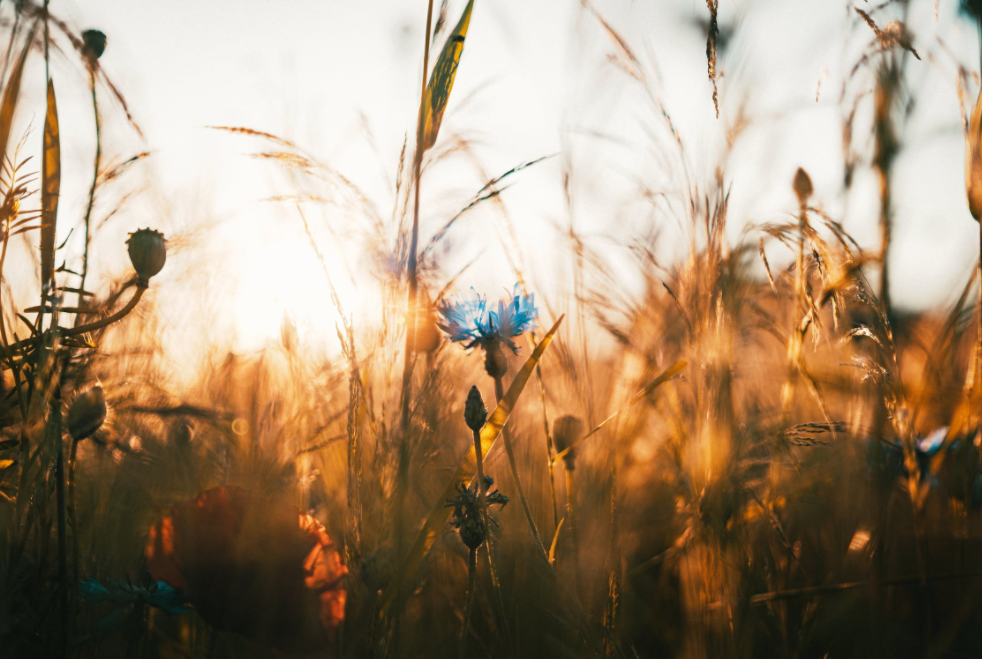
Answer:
1, 1, 982, 658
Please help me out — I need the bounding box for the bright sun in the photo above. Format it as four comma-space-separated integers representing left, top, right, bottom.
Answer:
227, 214, 368, 353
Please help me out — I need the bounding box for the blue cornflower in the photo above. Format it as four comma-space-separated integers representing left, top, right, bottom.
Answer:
437, 285, 538, 353
79, 576, 192, 615
488, 285, 538, 352
436, 288, 490, 348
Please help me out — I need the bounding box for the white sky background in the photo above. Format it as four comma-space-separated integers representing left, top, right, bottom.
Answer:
10, 0, 982, 355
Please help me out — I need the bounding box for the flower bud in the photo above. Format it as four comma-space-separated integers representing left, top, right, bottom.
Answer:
413, 307, 441, 354
68, 385, 107, 441
967, 87, 982, 222
553, 415, 584, 469
127, 228, 166, 286
483, 341, 508, 379
464, 386, 487, 431
459, 512, 488, 550
793, 168, 812, 207
81, 30, 107, 62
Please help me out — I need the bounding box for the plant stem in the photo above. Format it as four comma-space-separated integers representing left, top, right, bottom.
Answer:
457, 547, 477, 659
50, 351, 68, 656
393, 0, 435, 644
4, 285, 146, 353
472, 425, 485, 493
492, 374, 547, 559
564, 465, 582, 600
531, 334, 560, 533
79, 65, 101, 300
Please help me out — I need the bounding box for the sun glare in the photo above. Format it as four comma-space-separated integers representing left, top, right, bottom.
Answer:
228, 217, 367, 353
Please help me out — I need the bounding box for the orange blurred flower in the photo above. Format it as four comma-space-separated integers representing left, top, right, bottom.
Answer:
145, 486, 347, 654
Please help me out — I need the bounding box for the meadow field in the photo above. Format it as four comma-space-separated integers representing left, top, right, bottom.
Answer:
1, 0, 981, 657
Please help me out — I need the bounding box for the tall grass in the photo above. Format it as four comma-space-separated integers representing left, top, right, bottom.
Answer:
1, 1, 981, 659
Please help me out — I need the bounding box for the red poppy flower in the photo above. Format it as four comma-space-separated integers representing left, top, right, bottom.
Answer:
145, 486, 347, 654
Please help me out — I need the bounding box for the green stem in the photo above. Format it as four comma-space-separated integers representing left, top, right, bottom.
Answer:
5, 285, 145, 354
564, 466, 582, 601
79, 66, 101, 299
393, 0, 435, 645
493, 374, 547, 559
457, 547, 477, 659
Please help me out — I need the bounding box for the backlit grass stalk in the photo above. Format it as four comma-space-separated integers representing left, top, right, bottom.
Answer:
490, 355, 547, 559
553, 415, 583, 598
394, 5, 435, 635
79, 46, 102, 296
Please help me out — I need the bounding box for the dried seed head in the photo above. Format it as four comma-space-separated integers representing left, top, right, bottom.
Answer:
553, 415, 584, 469
464, 386, 487, 431
81, 30, 107, 62
793, 168, 812, 207
68, 385, 107, 441
126, 228, 167, 286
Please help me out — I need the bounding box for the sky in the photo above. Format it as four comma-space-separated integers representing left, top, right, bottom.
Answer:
7, 0, 982, 354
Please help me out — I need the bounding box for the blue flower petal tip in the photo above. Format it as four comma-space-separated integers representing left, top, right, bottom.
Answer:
437, 284, 538, 353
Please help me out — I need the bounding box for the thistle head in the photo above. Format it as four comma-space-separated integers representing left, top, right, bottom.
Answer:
68, 385, 107, 441
464, 386, 487, 431
127, 228, 167, 286
553, 415, 584, 469
81, 29, 107, 63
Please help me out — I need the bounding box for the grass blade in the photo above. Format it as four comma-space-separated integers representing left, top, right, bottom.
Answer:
380, 313, 564, 618
420, 0, 473, 153
40, 79, 60, 287
0, 20, 37, 166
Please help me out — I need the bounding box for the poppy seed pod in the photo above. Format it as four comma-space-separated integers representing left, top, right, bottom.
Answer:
68, 385, 107, 441
81, 29, 107, 61
464, 385, 487, 432
553, 415, 584, 469
966, 87, 982, 222
127, 228, 166, 286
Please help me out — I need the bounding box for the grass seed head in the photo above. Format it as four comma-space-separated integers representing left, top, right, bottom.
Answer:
553, 415, 584, 469
793, 167, 813, 207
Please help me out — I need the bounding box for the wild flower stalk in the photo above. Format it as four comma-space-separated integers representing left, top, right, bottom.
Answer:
394, 2, 435, 644
438, 285, 548, 556
553, 415, 583, 596
66, 384, 106, 587
79, 29, 106, 297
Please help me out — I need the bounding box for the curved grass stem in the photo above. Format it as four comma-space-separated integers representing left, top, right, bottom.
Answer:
492, 374, 546, 559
